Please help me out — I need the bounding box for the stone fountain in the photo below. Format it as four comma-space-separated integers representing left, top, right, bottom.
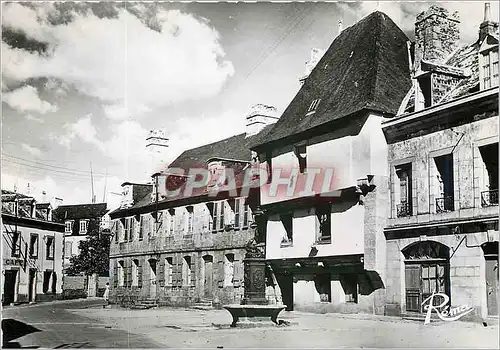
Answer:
223, 207, 287, 327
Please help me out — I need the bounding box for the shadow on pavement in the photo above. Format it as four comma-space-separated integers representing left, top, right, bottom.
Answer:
2, 319, 41, 349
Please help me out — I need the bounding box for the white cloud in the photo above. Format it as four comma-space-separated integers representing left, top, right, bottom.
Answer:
2, 3, 235, 120
21, 143, 43, 157
25, 114, 44, 123
2, 85, 58, 114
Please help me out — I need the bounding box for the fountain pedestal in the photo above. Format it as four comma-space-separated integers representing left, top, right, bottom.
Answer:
224, 239, 286, 327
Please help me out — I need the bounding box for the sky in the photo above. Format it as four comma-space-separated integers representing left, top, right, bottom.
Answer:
2, 1, 498, 210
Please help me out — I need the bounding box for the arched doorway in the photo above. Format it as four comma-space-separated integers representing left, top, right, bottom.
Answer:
202, 255, 213, 299
482, 242, 499, 316
148, 259, 157, 300
402, 240, 450, 313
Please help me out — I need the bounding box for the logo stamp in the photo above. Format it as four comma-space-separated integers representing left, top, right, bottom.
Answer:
422, 292, 474, 324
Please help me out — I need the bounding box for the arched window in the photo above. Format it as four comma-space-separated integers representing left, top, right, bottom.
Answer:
402, 241, 450, 313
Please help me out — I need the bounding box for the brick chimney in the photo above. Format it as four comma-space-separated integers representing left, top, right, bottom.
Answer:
245, 104, 279, 138
479, 3, 499, 43
414, 6, 460, 73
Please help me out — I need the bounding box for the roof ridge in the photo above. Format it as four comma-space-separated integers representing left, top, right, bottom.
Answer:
367, 12, 384, 108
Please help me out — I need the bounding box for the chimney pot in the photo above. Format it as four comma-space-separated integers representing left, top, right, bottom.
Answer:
479, 2, 499, 43
245, 104, 279, 137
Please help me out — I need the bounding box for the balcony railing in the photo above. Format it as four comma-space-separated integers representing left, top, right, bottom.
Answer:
396, 201, 412, 217
481, 190, 499, 207
436, 196, 454, 213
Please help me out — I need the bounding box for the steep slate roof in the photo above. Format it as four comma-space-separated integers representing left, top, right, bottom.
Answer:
251, 11, 412, 150
169, 124, 274, 170
1, 190, 50, 221
110, 125, 274, 217
53, 203, 108, 222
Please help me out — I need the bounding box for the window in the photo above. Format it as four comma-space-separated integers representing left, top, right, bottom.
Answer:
168, 209, 175, 235
118, 260, 125, 287
396, 163, 413, 217
233, 198, 250, 229
79, 220, 88, 234
434, 154, 454, 213
165, 257, 173, 286
123, 218, 130, 242
65, 221, 73, 234
211, 201, 225, 232
64, 241, 73, 257
132, 259, 139, 287
11, 231, 21, 257
113, 221, 119, 243
316, 204, 331, 243
182, 256, 192, 286
481, 49, 499, 90
186, 206, 194, 234
224, 254, 235, 286
29, 234, 39, 258
307, 98, 321, 114
139, 215, 146, 240
43, 270, 52, 293
280, 213, 293, 247
314, 274, 331, 302
129, 217, 135, 241
341, 275, 358, 303
46, 236, 55, 260
479, 143, 499, 206
294, 145, 307, 174
234, 199, 241, 229
266, 152, 273, 184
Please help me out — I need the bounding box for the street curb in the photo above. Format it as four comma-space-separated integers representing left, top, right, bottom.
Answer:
2, 297, 103, 310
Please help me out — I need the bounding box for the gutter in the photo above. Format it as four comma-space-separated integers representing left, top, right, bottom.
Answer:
383, 87, 499, 128
384, 215, 498, 233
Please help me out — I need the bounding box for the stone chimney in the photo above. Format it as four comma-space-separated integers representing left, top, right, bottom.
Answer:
414, 6, 460, 73
41, 190, 47, 203
146, 129, 169, 177
299, 48, 325, 85
245, 104, 279, 138
479, 3, 499, 43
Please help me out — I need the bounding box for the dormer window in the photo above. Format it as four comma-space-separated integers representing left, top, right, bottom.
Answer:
306, 98, 321, 115
294, 144, 307, 173
481, 49, 499, 89
79, 220, 89, 234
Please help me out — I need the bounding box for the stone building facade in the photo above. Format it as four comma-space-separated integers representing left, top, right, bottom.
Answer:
383, 5, 499, 321
1, 190, 65, 305
108, 105, 277, 307
249, 11, 412, 314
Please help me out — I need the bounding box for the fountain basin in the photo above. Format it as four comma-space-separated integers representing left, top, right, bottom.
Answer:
223, 304, 287, 327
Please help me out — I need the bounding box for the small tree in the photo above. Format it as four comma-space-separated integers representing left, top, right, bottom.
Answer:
66, 230, 111, 277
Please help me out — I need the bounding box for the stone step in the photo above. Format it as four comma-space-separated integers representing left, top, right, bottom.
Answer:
192, 305, 215, 311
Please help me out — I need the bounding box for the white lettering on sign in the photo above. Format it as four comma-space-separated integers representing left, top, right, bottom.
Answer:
422, 292, 474, 324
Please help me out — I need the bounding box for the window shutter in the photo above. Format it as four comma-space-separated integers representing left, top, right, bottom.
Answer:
220, 201, 225, 230
138, 259, 143, 288
113, 260, 118, 288
158, 259, 165, 287
127, 260, 133, 288
190, 259, 195, 286
233, 259, 242, 287
217, 258, 224, 288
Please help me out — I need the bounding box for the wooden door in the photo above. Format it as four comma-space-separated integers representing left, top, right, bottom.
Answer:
485, 257, 499, 316
149, 259, 157, 299
28, 269, 36, 302
203, 255, 213, 299
405, 264, 421, 312
3, 270, 18, 305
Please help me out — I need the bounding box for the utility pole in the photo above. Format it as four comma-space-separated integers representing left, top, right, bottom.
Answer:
90, 162, 95, 204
